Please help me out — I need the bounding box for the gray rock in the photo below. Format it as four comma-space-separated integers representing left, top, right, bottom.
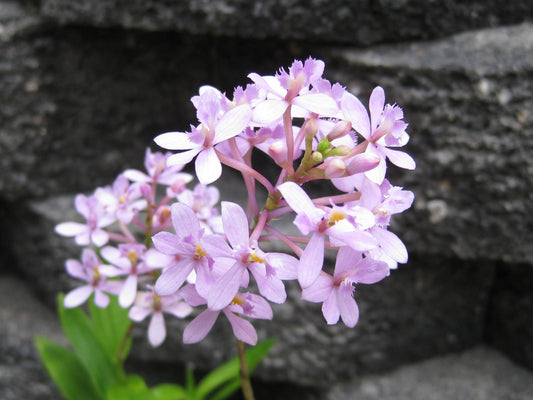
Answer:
0, 1, 298, 201
327, 346, 533, 400
486, 263, 533, 370
40, 0, 533, 46
324, 22, 533, 264
0, 275, 64, 400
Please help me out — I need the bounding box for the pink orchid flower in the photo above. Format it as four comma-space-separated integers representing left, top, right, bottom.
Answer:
302, 246, 389, 327
341, 86, 416, 183
154, 87, 252, 184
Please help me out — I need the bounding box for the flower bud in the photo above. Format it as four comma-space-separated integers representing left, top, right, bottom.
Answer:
140, 183, 153, 199
311, 151, 324, 164
325, 158, 346, 178
346, 153, 380, 175
326, 145, 351, 157
269, 140, 288, 165
327, 120, 352, 141
303, 118, 318, 140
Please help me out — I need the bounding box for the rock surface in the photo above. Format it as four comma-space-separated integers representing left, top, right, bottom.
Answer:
326, 346, 533, 400
0, 275, 64, 400
40, 0, 533, 45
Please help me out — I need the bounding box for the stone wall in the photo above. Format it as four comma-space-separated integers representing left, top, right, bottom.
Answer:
1, 1, 532, 398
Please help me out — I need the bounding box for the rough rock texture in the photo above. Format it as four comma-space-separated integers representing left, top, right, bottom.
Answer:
40, 0, 533, 46
486, 263, 533, 370
0, 276, 64, 400
326, 346, 533, 400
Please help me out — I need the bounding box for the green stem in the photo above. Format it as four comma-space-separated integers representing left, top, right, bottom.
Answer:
116, 321, 135, 364
236, 339, 255, 400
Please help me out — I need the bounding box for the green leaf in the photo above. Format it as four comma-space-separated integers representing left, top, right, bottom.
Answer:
35, 335, 100, 400
209, 380, 241, 400
89, 294, 133, 362
151, 383, 188, 400
196, 338, 275, 399
106, 374, 155, 400
58, 294, 118, 396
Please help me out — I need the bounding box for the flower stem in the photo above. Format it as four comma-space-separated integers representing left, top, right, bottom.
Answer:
116, 321, 135, 363
236, 339, 256, 400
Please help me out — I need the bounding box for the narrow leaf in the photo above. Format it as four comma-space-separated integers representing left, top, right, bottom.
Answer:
35, 335, 100, 400
58, 294, 118, 396
89, 294, 133, 362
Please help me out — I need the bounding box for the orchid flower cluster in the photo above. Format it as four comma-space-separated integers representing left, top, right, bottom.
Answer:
55, 57, 415, 349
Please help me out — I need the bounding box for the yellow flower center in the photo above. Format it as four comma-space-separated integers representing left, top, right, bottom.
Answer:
327, 210, 346, 227
247, 252, 265, 264
194, 243, 207, 259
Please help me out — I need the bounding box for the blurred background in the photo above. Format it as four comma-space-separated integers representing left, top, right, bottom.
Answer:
1, 1, 532, 399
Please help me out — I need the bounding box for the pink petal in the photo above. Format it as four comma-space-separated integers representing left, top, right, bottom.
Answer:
238, 293, 273, 319
201, 234, 233, 258
221, 202, 249, 248
252, 99, 288, 125
93, 290, 110, 308
369, 86, 385, 132
183, 309, 219, 344
214, 104, 252, 144
55, 222, 86, 237
91, 229, 109, 247
328, 227, 378, 252
152, 231, 180, 255
207, 262, 245, 311
301, 273, 333, 302
195, 147, 222, 184
100, 246, 129, 269
128, 305, 152, 322
223, 311, 258, 345
144, 249, 174, 268
64, 286, 93, 308
163, 302, 193, 318
167, 148, 201, 166
298, 233, 325, 288
382, 147, 416, 170
148, 312, 166, 347
155, 262, 194, 296
364, 145, 386, 184
278, 182, 324, 225
65, 260, 86, 280
347, 257, 389, 284
171, 203, 201, 239
122, 169, 151, 183
321, 290, 340, 325
119, 274, 138, 308
341, 92, 370, 139
248, 264, 286, 304
154, 131, 197, 150
98, 265, 124, 277
265, 253, 298, 280
337, 285, 359, 327
293, 93, 338, 116
372, 227, 408, 263
334, 246, 363, 276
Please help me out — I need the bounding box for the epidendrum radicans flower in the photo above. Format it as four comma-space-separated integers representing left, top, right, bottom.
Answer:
56, 57, 415, 347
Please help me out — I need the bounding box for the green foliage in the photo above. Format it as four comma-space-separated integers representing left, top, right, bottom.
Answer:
35, 294, 274, 400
